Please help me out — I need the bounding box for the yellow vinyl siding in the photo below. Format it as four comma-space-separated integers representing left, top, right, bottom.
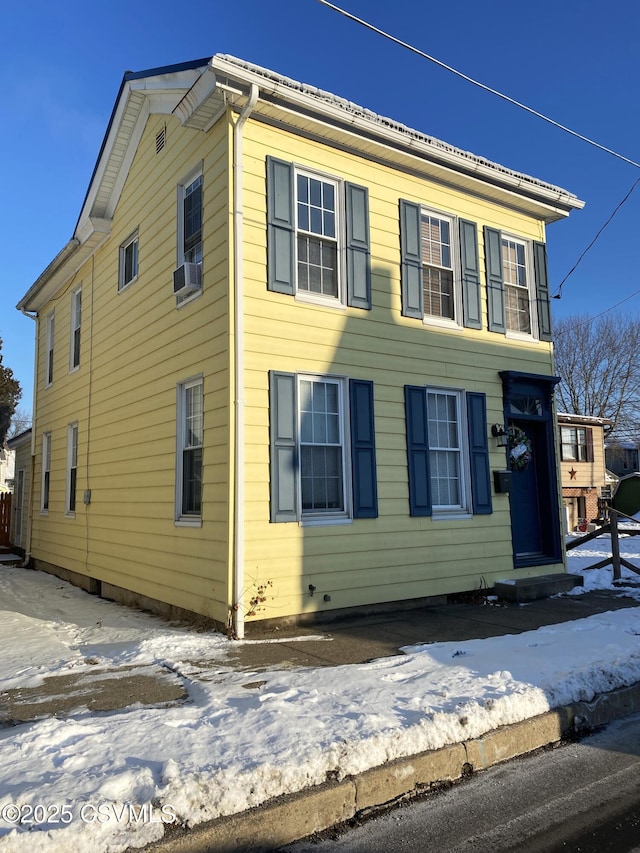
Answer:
30, 112, 233, 624
240, 118, 560, 620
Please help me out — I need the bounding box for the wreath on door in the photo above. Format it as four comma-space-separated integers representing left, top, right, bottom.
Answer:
508, 427, 532, 471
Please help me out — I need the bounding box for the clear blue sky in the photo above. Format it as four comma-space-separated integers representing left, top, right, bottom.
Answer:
3, 0, 639, 413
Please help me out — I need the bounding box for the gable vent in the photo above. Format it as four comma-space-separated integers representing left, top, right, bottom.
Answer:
155, 126, 166, 155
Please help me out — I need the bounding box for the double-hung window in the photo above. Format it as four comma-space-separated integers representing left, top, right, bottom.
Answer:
400, 200, 482, 329
426, 389, 467, 510
270, 372, 378, 524
296, 173, 339, 300
484, 227, 552, 341
560, 426, 593, 462
421, 212, 455, 321
299, 376, 346, 514
70, 287, 81, 370
119, 231, 139, 291
405, 385, 492, 517
180, 173, 203, 266
45, 312, 55, 386
66, 424, 78, 515
266, 157, 371, 310
502, 237, 531, 334
176, 378, 203, 522
41, 432, 51, 512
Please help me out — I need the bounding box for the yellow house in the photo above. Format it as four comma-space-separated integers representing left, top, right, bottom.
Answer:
17, 56, 584, 636
557, 413, 613, 530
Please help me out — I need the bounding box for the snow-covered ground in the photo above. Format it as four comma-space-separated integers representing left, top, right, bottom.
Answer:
2, 532, 640, 853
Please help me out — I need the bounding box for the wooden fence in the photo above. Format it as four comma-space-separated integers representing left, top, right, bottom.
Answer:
0, 492, 11, 548
566, 508, 640, 580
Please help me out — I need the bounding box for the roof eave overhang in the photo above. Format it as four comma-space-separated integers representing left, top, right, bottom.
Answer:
20, 62, 209, 314
201, 55, 584, 224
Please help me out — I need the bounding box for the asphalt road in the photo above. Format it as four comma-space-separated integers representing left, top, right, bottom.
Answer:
280, 712, 640, 853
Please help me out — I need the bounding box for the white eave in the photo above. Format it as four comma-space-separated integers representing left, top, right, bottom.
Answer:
19, 54, 584, 314
200, 55, 585, 223
18, 63, 207, 314
557, 412, 614, 427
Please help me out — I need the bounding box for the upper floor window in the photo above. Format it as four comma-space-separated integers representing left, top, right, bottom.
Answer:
266, 157, 371, 310
45, 312, 55, 386
180, 173, 203, 266
400, 200, 481, 329
560, 426, 593, 462
70, 287, 81, 370
119, 231, 139, 291
502, 237, 532, 334
484, 228, 552, 341
421, 212, 456, 321
296, 172, 339, 301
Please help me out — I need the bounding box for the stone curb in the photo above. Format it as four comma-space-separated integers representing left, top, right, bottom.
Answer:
145, 682, 640, 853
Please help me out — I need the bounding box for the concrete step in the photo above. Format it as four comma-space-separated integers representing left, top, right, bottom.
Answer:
494, 573, 583, 604
0, 552, 22, 566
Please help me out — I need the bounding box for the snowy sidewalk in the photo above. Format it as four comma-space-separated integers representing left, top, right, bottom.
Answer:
1, 535, 640, 852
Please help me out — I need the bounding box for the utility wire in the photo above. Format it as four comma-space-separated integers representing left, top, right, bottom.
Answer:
316, 0, 640, 170
316, 0, 640, 309
553, 177, 640, 298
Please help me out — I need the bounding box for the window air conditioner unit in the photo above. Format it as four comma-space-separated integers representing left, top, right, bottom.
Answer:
173, 262, 202, 295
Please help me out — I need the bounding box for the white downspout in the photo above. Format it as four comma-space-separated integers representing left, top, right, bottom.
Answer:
232, 83, 259, 639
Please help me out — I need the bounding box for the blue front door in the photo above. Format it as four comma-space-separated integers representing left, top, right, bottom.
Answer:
509, 420, 545, 560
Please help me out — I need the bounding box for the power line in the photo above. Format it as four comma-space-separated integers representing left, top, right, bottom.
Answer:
316, 0, 640, 170
554, 178, 640, 298
316, 0, 640, 312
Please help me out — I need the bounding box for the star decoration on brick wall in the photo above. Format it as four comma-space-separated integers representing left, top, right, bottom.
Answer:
569, 468, 577, 480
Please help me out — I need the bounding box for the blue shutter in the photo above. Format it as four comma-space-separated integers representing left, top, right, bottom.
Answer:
266, 157, 295, 295
400, 200, 423, 319
534, 240, 552, 342
404, 385, 432, 516
269, 371, 298, 522
466, 392, 492, 515
346, 183, 371, 310
484, 227, 506, 333
459, 219, 482, 329
349, 379, 378, 518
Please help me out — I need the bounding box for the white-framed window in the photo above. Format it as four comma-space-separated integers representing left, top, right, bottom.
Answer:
298, 374, 348, 518
45, 312, 55, 386
118, 231, 139, 291
560, 426, 592, 462
502, 236, 533, 334
421, 210, 457, 322
66, 424, 78, 516
295, 170, 340, 303
70, 287, 81, 370
426, 388, 470, 514
41, 432, 51, 513
176, 377, 203, 522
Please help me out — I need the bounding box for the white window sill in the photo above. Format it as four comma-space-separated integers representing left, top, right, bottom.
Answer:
300, 515, 353, 528
64, 512, 76, 519
176, 289, 203, 309
175, 517, 202, 528
423, 316, 463, 331
68, 366, 80, 375
505, 330, 539, 343
431, 511, 472, 521
39, 510, 49, 516
295, 292, 346, 311
118, 277, 138, 294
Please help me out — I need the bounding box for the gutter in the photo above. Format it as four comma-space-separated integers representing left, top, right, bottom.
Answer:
232, 83, 259, 640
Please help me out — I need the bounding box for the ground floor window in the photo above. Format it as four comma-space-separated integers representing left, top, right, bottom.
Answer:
176, 378, 203, 521
66, 424, 78, 515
